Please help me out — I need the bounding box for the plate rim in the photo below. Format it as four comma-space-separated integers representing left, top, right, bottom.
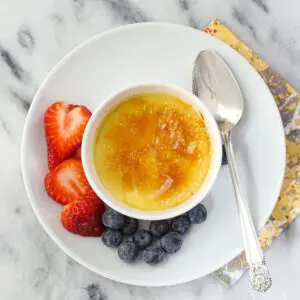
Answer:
21, 22, 286, 286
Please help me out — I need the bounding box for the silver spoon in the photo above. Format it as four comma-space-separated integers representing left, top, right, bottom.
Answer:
193, 50, 272, 293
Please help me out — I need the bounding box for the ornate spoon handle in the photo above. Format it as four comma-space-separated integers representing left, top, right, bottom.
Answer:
223, 131, 272, 293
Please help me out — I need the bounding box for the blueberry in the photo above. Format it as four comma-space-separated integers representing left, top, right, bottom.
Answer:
122, 217, 139, 235
171, 215, 190, 235
118, 241, 139, 263
149, 220, 169, 238
126, 235, 134, 242
102, 229, 122, 248
102, 208, 125, 229
160, 232, 182, 253
133, 230, 152, 250
222, 145, 228, 165
188, 203, 207, 224
142, 244, 165, 265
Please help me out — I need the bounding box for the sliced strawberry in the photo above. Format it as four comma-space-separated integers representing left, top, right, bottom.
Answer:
74, 147, 82, 158
45, 102, 91, 170
45, 157, 95, 205
61, 197, 105, 236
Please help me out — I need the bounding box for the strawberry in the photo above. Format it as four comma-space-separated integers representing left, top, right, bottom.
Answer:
45, 102, 91, 170
45, 157, 95, 205
61, 197, 105, 236
74, 147, 82, 158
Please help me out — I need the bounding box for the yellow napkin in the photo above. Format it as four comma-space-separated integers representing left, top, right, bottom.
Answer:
204, 19, 300, 285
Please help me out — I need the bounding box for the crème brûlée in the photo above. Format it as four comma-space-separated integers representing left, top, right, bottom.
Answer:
93, 93, 212, 211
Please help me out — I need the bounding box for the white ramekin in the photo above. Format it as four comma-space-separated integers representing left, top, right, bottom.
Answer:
82, 83, 222, 220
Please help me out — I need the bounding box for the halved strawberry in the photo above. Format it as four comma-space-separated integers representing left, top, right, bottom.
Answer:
74, 147, 81, 158
61, 197, 105, 236
45, 102, 91, 170
45, 157, 95, 205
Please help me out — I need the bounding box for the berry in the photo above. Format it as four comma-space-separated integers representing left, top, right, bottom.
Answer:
142, 244, 165, 265
160, 232, 182, 253
102, 208, 125, 230
61, 198, 105, 236
122, 217, 138, 235
149, 220, 169, 238
102, 229, 122, 248
171, 215, 190, 235
222, 145, 228, 165
126, 235, 134, 243
188, 203, 207, 224
133, 230, 152, 250
45, 157, 96, 205
118, 241, 139, 263
44, 102, 91, 170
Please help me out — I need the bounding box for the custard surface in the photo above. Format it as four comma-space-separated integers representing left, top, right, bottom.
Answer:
94, 93, 211, 211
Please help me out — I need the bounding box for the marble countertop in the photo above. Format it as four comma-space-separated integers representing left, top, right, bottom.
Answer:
1, 0, 300, 299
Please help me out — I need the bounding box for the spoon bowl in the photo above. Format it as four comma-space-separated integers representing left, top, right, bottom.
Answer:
193, 50, 244, 132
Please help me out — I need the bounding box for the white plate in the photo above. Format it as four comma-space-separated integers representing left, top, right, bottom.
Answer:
21, 23, 285, 286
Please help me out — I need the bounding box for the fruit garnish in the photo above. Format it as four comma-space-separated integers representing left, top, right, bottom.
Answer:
132, 230, 152, 250
118, 241, 139, 263
74, 147, 82, 158
102, 229, 123, 248
102, 208, 125, 230
45, 157, 95, 205
187, 203, 207, 224
61, 197, 105, 237
100, 204, 208, 265
149, 220, 169, 238
160, 232, 182, 253
142, 244, 165, 265
170, 215, 190, 235
121, 217, 138, 235
45, 101, 91, 170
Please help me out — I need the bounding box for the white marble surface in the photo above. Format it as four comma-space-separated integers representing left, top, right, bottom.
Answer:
1, 0, 300, 299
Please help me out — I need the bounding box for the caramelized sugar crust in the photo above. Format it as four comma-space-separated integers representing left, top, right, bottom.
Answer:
94, 94, 211, 211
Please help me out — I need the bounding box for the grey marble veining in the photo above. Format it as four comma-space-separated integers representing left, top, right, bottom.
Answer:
1, 0, 300, 299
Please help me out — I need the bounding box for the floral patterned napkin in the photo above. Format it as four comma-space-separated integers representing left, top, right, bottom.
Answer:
204, 19, 300, 286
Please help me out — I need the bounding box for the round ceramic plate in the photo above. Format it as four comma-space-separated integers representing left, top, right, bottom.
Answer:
21, 23, 285, 286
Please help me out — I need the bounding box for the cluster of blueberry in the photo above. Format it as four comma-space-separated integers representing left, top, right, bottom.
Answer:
101, 203, 207, 265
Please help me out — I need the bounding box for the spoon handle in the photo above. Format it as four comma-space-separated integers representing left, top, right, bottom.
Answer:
223, 131, 272, 293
